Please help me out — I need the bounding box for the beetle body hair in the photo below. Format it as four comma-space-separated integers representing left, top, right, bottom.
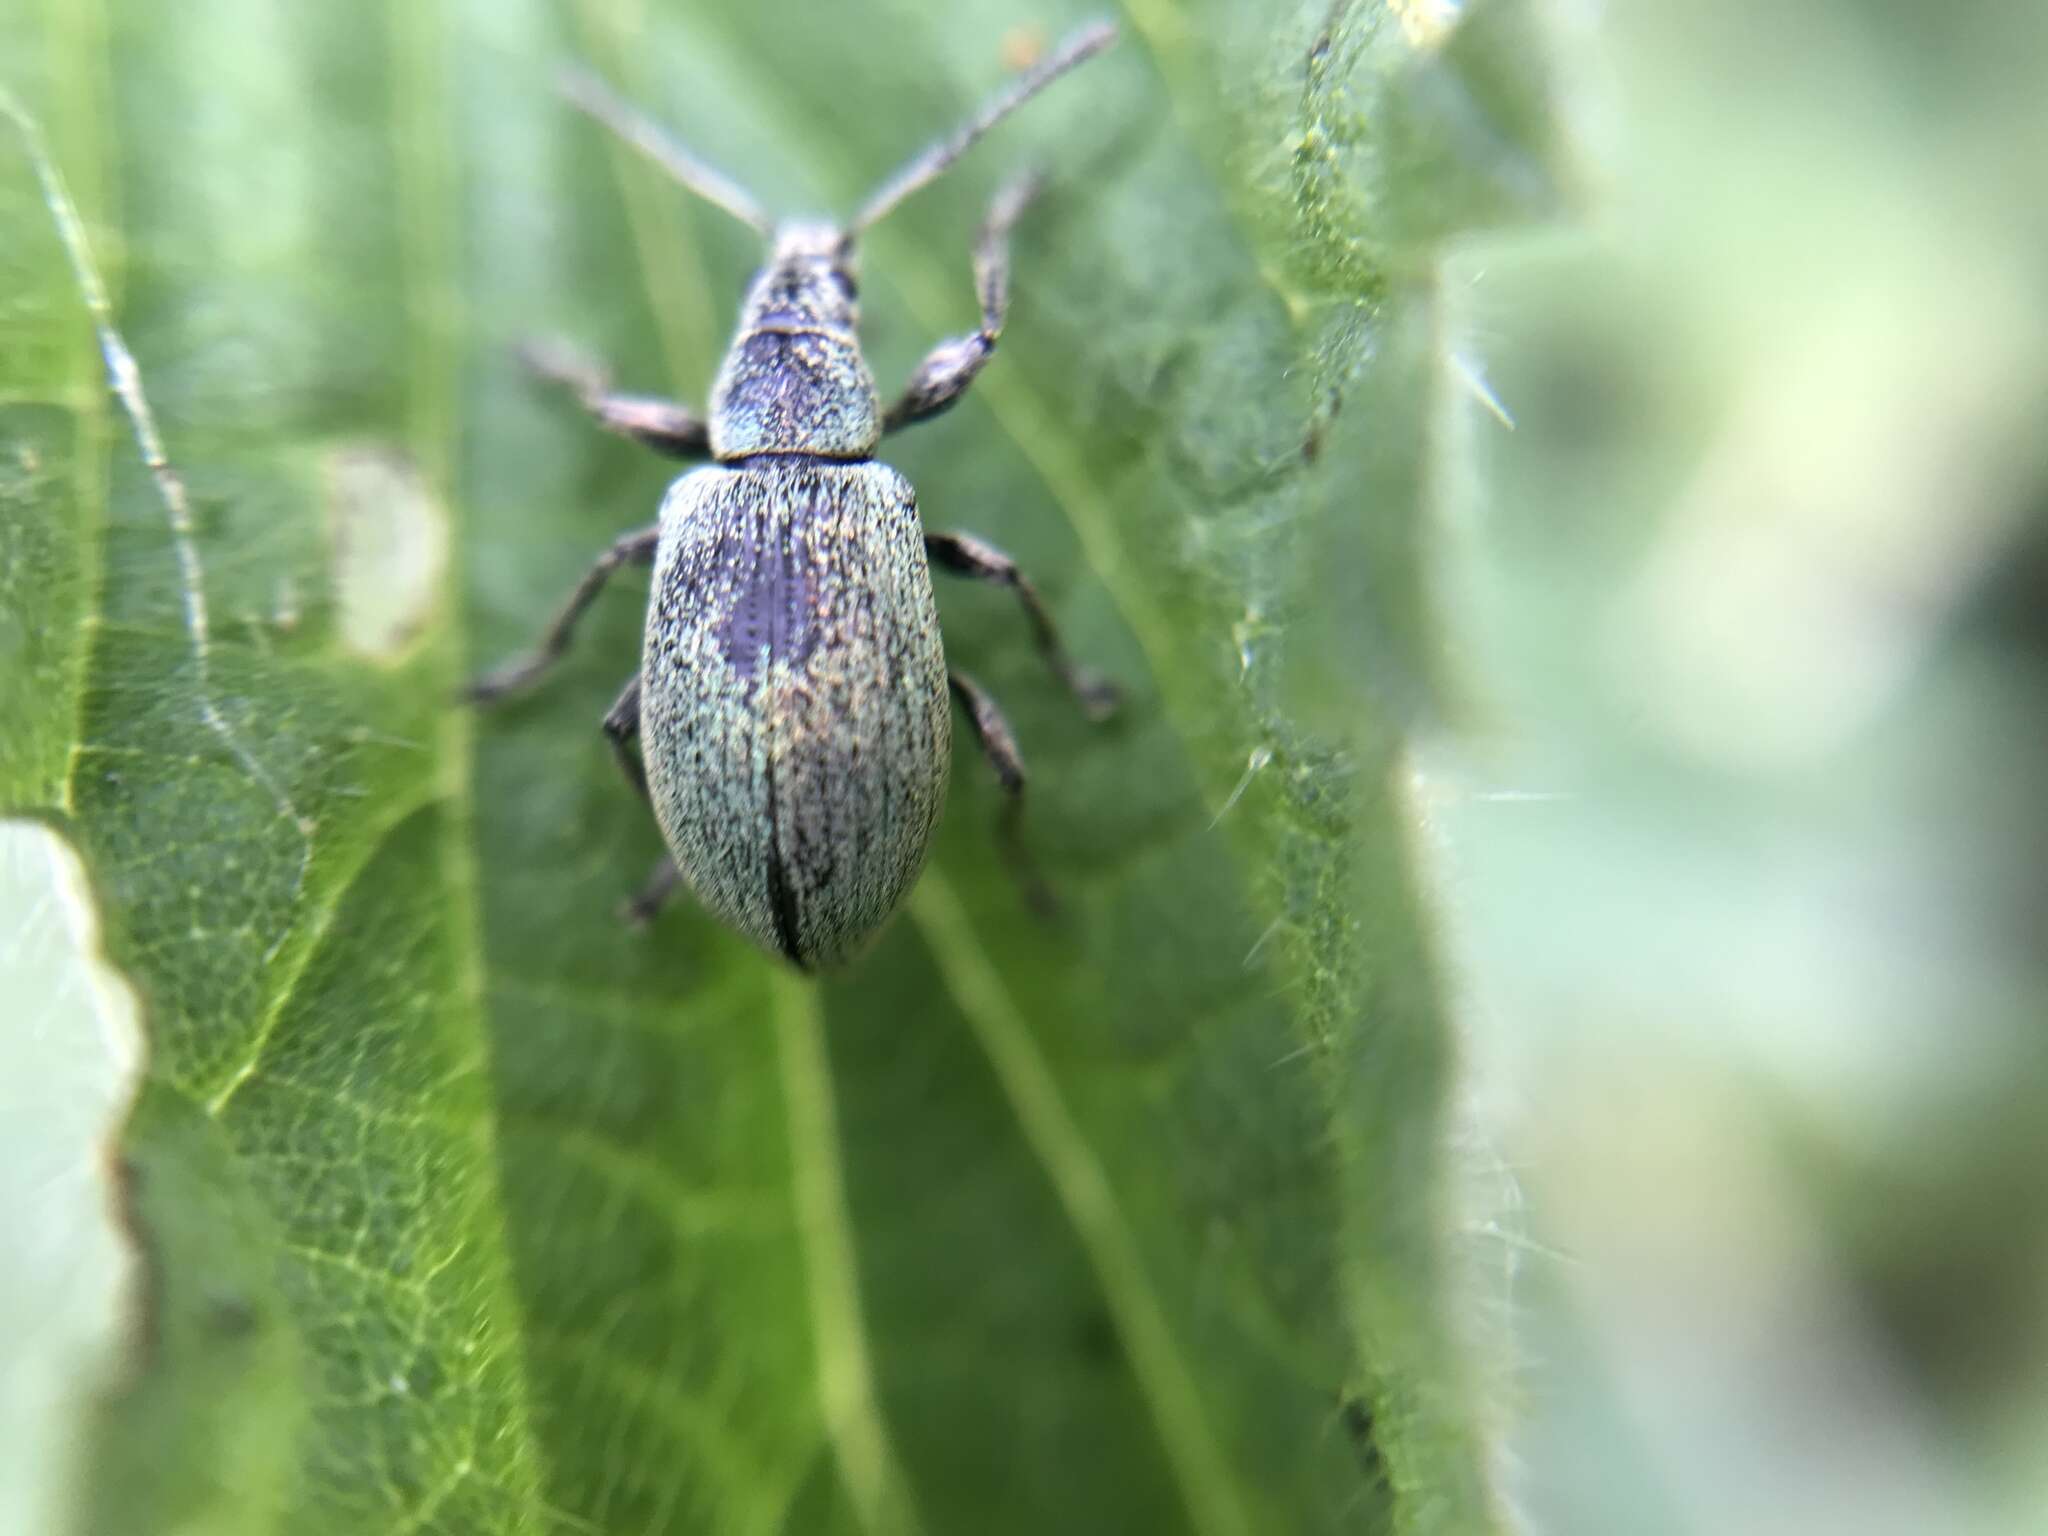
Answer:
642, 451, 950, 970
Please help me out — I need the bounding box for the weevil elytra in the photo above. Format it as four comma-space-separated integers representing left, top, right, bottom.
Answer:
468, 20, 1122, 971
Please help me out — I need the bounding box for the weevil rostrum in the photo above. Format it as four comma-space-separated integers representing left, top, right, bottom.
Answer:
468, 21, 1122, 971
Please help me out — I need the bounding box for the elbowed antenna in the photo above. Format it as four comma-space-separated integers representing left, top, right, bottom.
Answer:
556, 65, 777, 238
848, 18, 1118, 235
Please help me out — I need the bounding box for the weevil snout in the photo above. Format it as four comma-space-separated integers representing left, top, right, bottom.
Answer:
742, 221, 862, 334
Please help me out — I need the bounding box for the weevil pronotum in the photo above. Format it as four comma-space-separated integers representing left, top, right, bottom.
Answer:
468, 20, 1122, 971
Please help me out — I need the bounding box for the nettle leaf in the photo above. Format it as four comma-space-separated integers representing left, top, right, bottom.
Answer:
0, 1, 1567, 1532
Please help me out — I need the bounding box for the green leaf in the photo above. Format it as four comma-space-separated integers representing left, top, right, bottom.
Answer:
0, 1, 1567, 1532
0, 822, 142, 1536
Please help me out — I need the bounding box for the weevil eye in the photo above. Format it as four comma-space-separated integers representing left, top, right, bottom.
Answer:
831, 269, 858, 303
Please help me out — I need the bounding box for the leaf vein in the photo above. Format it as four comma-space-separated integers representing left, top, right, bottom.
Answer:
202, 794, 434, 1118
908, 871, 1261, 1536
770, 971, 925, 1536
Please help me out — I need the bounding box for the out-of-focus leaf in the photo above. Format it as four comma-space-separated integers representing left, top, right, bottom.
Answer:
0, 1, 1566, 1532
1428, 2, 2048, 1533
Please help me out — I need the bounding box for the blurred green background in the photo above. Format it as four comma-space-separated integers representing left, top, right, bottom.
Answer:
1432, 4, 2048, 1533
4, 0, 2046, 1534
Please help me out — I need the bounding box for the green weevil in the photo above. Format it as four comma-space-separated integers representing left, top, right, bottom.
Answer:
467, 20, 1121, 971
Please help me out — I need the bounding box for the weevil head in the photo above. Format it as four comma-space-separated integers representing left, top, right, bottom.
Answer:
710, 220, 882, 459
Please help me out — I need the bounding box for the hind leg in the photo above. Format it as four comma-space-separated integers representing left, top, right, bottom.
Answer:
620, 856, 682, 928
949, 670, 1055, 915
599, 672, 686, 927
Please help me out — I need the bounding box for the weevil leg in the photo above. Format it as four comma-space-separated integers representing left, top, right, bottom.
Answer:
601, 672, 650, 801
521, 336, 712, 459
600, 676, 684, 926
927, 531, 1121, 721
881, 172, 1042, 434
620, 856, 682, 928
464, 524, 659, 703
949, 670, 1056, 916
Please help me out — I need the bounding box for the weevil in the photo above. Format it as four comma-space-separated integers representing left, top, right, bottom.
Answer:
467, 21, 1122, 971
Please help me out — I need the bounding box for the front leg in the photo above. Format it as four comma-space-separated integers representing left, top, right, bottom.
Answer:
521, 336, 712, 460
927, 531, 1120, 720
465, 525, 659, 702
882, 173, 1041, 433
